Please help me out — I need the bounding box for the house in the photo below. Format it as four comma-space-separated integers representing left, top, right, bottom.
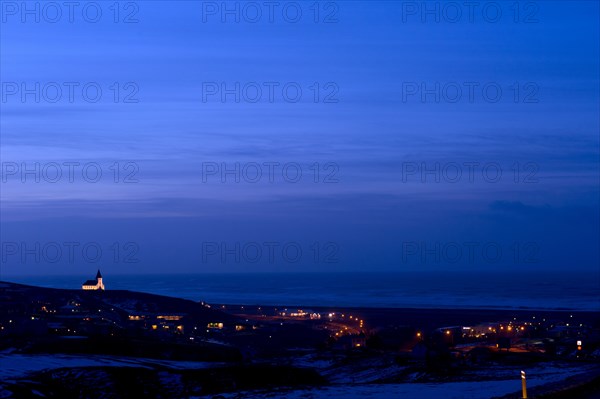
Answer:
333, 333, 367, 350
82, 270, 105, 290
352, 334, 367, 348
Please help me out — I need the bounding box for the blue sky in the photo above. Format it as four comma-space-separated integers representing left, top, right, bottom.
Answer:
0, 1, 598, 275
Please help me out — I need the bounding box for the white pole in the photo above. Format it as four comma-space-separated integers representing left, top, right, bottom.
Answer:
521, 370, 528, 399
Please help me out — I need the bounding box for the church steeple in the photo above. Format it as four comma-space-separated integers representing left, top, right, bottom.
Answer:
96, 270, 102, 279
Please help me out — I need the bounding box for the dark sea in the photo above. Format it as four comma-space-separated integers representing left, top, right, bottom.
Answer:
4, 272, 599, 311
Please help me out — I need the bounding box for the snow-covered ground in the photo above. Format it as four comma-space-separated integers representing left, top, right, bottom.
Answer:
188, 376, 578, 399
0, 352, 225, 380
192, 364, 599, 399
292, 353, 408, 384
1, 351, 597, 399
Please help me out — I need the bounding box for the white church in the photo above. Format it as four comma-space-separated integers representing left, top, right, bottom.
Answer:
82, 270, 105, 290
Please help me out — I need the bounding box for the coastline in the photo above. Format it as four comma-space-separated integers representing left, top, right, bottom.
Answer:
218, 304, 600, 332
4, 271, 599, 313
2, 280, 599, 328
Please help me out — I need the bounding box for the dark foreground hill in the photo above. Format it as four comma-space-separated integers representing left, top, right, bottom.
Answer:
0, 280, 235, 322
0, 281, 242, 361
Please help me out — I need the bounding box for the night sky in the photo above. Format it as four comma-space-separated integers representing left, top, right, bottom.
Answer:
1, 1, 598, 276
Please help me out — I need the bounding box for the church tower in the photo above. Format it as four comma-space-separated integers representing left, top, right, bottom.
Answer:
96, 269, 105, 290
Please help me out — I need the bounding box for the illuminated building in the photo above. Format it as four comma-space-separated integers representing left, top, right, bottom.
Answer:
82, 270, 105, 291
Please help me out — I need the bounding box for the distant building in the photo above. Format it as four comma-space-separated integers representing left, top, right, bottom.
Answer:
278, 309, 321, 319
82, 270, 105, 290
